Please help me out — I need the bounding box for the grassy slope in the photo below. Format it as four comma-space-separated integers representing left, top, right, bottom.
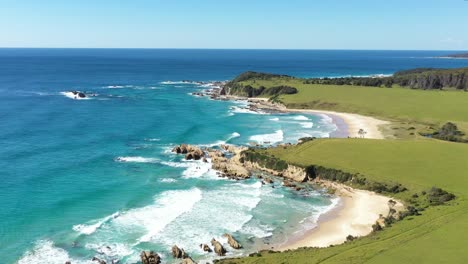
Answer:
219, 139, 468, 263
239, 79, 468, 132
218, 78, 468, 263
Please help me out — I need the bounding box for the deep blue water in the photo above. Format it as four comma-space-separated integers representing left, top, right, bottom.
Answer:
1, 49, 468, 264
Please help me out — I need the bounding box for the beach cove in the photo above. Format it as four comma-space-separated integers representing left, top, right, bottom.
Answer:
2, 49, 466, 264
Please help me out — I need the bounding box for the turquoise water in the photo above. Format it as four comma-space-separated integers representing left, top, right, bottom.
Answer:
2, 49, 468, 263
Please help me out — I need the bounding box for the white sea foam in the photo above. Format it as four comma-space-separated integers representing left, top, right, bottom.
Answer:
18, 240, 93, 264
229, 106, 265, 115
60, 91, 91, 100
152, 182, 263, 252
269, 117, 280, 121
144, 138, 161, 142
160, 81, 195, 85
160, 178, 177, 183
300, 122, 314, 128
85, 242, 134, 259
250, 130, 284, 144
293, 115, 309, 121
105, 85, 125, 89
117, 188, 203, 242
115, 156, 159, 163
73, 212, 120, 235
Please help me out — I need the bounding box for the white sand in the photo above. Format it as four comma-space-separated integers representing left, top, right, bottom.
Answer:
240, 97, 390, 139
281, 181, 403, 250
288, 109, 390, 139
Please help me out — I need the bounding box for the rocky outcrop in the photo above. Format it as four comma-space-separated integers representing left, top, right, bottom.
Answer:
211, 238, 227, 256
172, 144, 205, 160
172, 245, 188, 259
207, 146, 250, 180
223, 233, 242, 249
91, 257, 106, 264
140, 251, 161, 264
200, 243, 212, 253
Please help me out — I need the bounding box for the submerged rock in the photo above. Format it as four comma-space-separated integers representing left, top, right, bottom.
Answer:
172, 245, 188, 259
91, 257, 106, 264
173, 144, 205, 160
140, 251, 161, 264
223, 233, 242, 249
210, 238, 227, 256
200, 243, 212, 253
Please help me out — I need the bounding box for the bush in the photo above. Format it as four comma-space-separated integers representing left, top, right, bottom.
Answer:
427, 187, 456, 205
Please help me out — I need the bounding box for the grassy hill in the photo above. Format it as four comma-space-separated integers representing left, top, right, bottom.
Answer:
232, 76, 468, 139
218, 139, 468, 264
217, 71, 468, 264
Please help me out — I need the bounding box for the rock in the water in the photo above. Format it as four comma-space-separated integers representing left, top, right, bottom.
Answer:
172, 245, 188, 259
140, 251, 161, 264
173, 144, 204, 160
91, 257, 106, 264
199, 243, 212, 253
65, 262, 71, 264
223, 233, 242, 249
210, 238, 227, 256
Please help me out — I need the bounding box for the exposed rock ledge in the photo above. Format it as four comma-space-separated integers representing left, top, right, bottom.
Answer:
242, 160, 308, 182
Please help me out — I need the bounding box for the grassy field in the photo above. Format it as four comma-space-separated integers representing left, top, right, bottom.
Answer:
239, 78, 468, 136
217, 76, 468, 263
218, 139, 468, 263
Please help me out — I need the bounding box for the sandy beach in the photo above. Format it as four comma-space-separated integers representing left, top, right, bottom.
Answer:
242, 97, 390, 139
280, 181, 403, 250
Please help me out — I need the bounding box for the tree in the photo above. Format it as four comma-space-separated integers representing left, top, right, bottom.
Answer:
358, 129, 367, 138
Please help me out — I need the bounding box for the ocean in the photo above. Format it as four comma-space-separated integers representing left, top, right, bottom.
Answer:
1, 49, 468, 264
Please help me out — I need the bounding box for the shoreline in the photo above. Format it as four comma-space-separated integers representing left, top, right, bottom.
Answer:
278, 181, 402, 250
240, 97, 390, 139
196, 90, 397, 252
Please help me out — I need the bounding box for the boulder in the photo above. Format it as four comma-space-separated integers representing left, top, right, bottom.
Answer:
140, 251, 161, 264
65, 262, 71, 264
172, 245, 188, 259
199, 244, 212, 253
210, 238, 227, 256
223, 233, 242, 249
91, 257, 106, 264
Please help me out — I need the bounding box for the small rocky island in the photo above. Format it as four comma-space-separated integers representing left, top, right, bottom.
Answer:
441, 52, 468, 59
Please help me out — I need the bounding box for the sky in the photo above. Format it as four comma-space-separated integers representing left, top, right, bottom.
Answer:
0, 0, 467, 50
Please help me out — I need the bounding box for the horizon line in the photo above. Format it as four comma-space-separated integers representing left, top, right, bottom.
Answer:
0, 47, 466, 52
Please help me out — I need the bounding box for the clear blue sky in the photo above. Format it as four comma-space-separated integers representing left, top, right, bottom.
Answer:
1, 0, 467, 50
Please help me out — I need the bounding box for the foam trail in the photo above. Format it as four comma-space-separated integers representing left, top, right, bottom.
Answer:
115, 156, 159, 163
269, 117, 280, 121
73, 212, 120, 235
60, 92, 91, 100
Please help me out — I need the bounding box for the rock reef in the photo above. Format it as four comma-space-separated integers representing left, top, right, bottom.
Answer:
223, 233, 242, 249
211, 238, 227, 256
140, 251, 161, 264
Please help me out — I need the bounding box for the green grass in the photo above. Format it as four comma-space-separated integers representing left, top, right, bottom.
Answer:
216, 77, 468, 263
218, 139, 468, 263
240, 79, 468, 133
